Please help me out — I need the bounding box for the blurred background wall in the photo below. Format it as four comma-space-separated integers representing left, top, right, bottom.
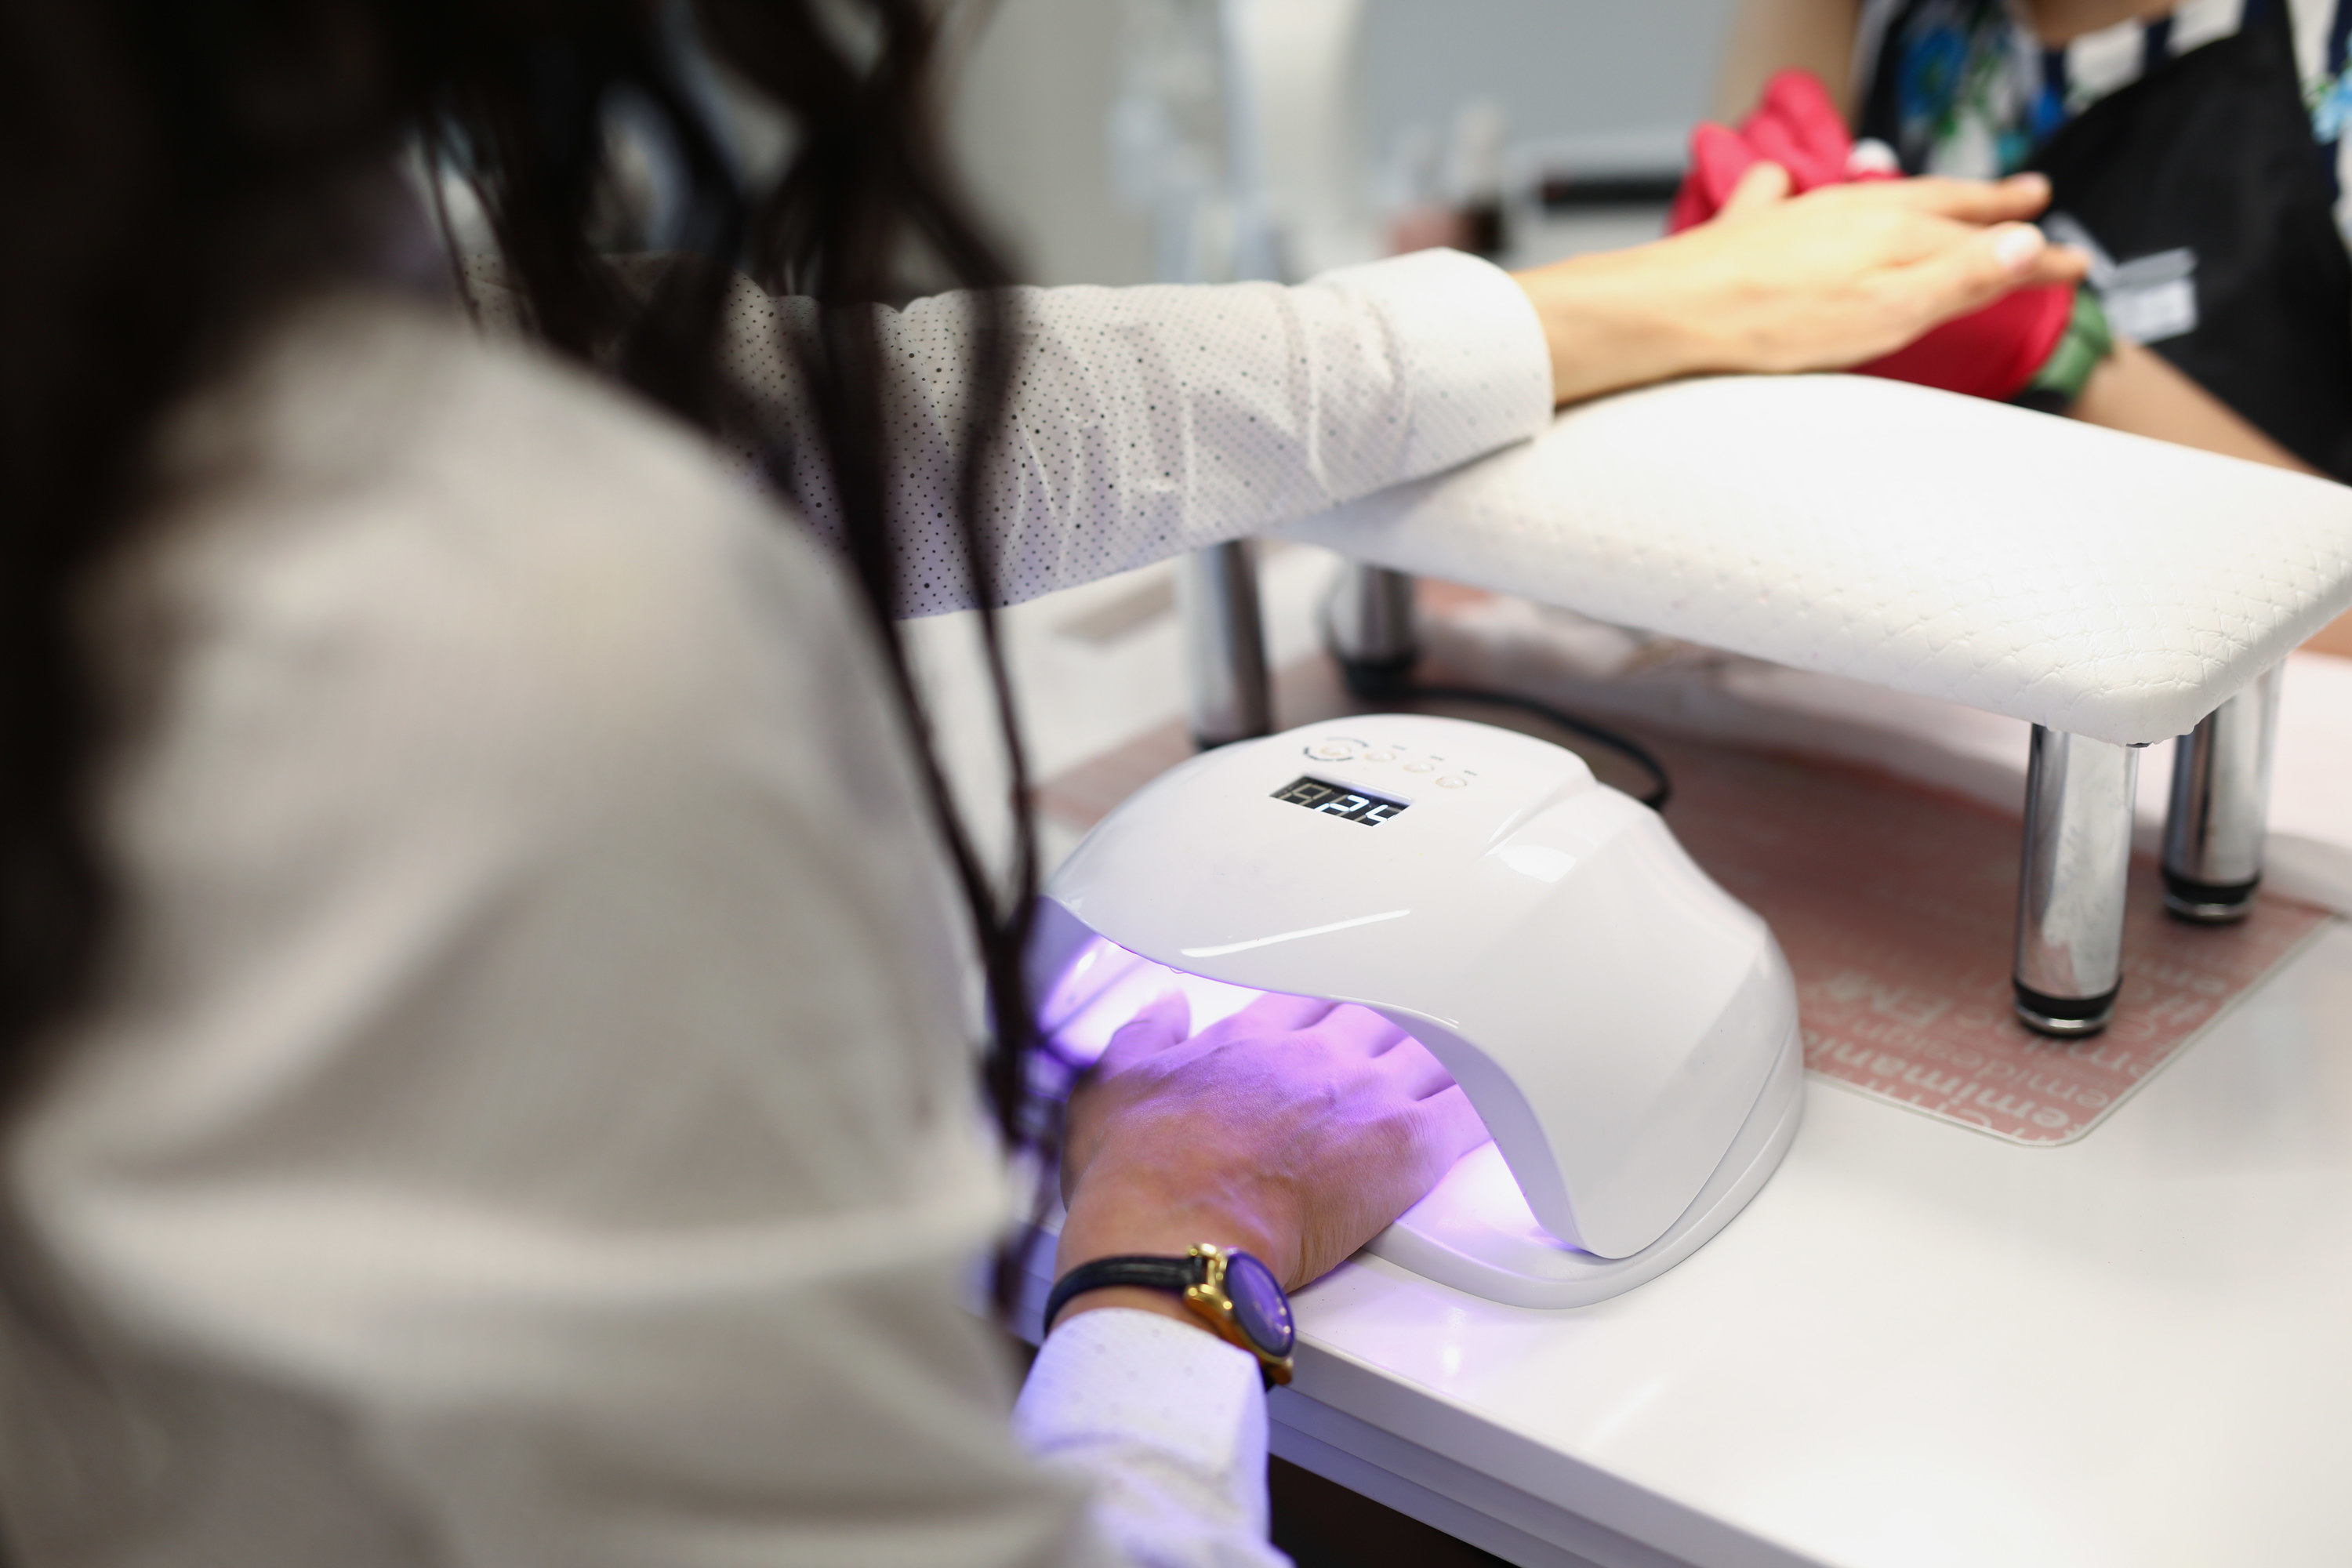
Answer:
947, 0, 1743, 286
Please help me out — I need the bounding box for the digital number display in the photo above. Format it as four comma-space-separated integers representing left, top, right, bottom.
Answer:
1271, 775, 1410, 826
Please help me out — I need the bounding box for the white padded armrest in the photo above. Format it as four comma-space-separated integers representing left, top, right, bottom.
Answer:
1283, 375, 2352, 744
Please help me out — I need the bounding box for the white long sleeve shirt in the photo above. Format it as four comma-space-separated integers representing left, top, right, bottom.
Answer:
0, 251, 1549, 1566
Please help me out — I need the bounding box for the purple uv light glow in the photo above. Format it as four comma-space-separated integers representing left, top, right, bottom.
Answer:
1036, 935, 1276, 1070
1036, 935, 1563, 1253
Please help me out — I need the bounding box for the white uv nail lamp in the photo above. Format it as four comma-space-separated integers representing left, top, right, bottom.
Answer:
1029, 714, 1803, 1308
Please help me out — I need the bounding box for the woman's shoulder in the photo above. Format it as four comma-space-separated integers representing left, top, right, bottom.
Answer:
82, 285, 972, 1123
152, 286, 829, 629
121, 289, 865, 800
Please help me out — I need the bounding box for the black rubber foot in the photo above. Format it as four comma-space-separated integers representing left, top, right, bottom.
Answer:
2161, 868, 2260, 924
1336, 653, 1420, 702
2013, 980, 2120, 1037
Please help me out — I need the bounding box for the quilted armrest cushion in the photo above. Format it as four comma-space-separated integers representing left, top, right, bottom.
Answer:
1283, 374, 2352, 744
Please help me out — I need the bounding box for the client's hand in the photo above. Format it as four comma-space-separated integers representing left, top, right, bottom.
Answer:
1053, 991, 1487, 1327
1516, 166, 2091, 406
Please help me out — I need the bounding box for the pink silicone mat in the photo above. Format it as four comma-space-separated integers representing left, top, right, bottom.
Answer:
1645, 735, 2329, 1144
1038, 662, 2332, 1147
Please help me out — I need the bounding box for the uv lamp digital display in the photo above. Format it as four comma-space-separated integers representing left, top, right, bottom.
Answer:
1030, 714, 1804, 1308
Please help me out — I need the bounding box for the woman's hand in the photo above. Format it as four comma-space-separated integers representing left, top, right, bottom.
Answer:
1052, 991, 1487, 1329
1516, 165, 2091, 406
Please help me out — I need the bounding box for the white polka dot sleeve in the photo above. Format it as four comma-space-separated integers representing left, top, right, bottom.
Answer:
710, 249, 1554, 617
465, 249, 1550, 619
1013, 1308, 1288, 1568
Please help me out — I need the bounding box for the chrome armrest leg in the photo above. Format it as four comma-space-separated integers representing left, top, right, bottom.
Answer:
1321, 562, 1419, 699
2161, 663, 2282, 924
1179, 541, 1272, 749
2013, 727, 2140, 1036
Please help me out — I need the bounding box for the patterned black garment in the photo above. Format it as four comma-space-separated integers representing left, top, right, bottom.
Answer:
1853, 0, 2352, 476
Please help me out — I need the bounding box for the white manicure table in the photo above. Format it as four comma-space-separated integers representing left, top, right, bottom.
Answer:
1261, 927, 2352, 1568
1062, 376, 2352, 1566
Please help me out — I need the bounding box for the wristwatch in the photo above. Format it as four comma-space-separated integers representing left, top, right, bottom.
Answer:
1045, 1243, 1297, 1387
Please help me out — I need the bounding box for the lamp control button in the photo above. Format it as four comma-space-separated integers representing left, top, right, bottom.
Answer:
1306, 739, 1359, 761
1436, 775, 1469, 789
1363, 749, 1396, 763
1402, 760, 1436, 774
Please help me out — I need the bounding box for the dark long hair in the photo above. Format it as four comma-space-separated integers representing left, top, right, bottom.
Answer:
0, 2, 1040, 1182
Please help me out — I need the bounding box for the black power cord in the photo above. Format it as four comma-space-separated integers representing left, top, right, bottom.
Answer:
1338, 663, 1673, 811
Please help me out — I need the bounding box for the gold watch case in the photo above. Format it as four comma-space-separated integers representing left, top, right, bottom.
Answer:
1178, 1243, 1295, 1386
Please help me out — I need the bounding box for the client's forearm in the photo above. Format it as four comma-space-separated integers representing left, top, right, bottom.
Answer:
2068, 339, 2318, 474
2307, 610, 2352, 658
2067, 341, 2352, 657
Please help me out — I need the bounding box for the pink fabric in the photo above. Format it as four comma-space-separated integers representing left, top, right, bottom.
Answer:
1670, 70, 2075, 403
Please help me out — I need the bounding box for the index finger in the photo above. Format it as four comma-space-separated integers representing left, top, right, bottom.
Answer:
1838, 171, 2053, 224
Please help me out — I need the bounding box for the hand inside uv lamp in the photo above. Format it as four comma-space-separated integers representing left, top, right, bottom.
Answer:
1054, 992, 1489, 1324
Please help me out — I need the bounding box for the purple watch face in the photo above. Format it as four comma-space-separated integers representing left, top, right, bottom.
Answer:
1222, 1252, 1294, 1357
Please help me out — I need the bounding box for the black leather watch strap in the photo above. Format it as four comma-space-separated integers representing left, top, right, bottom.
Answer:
1044, 1254, 1201, 1332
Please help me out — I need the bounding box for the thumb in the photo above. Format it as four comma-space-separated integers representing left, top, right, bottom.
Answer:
1095, 988, 1192, 1076
1718, 158, 1794, 220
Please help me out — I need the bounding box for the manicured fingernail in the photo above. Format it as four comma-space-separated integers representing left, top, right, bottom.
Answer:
2004, 172, 2050, 195
1846, 138, 1900, 176
1994, 226, 2045, 273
